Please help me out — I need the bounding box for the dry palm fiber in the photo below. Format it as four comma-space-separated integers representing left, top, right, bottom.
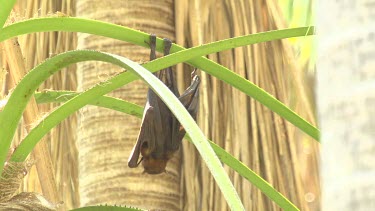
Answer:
176, 0, 319, 210
1, 1, 78, 210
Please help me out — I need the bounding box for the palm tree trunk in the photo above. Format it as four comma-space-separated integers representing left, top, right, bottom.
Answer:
76, 1, 180, 210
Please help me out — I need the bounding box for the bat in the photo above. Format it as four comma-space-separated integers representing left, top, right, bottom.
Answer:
128, 35, 200, 174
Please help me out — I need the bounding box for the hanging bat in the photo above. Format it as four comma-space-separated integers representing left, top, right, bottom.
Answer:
128, 35, 200, 174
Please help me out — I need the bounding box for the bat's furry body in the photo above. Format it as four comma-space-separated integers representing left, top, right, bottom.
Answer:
128, 35, 200, 174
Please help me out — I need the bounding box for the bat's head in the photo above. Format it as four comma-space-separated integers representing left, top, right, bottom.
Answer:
139, 141, 176, 174
142, 157, 168, 174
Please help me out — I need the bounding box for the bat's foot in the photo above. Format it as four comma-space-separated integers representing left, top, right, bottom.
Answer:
149, 35, 173, 61
163, 38, 172, 56
149, 34, 157, 61
191, 68, 198, 79
161, 38, 176, 90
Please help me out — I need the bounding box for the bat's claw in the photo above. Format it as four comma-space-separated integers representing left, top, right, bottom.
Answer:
161, 38, 178, 94
191, 68, 198, 79
149, 34, 157, 61
163, 38, 172, 56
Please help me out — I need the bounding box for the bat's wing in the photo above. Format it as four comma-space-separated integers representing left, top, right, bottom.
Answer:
154, 38, 182, 152
145, 89, 165, 157
159, 38, 179, 97
128, 105, 155, 168
148, 34, 164, 139
162, 74, 201, 150
173, 74, 201, 143
179, 74, 201, 120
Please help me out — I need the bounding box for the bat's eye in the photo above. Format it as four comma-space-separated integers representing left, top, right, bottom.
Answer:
140, 141, 152, 156
141, 142, 149, 148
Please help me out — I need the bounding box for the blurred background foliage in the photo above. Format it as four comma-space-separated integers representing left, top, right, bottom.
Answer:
280, 0, 316, 71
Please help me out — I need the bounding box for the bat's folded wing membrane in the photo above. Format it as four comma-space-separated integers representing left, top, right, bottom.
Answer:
175, 75, 201, 142
179, 75, 200, 120
128, 106, 155, 168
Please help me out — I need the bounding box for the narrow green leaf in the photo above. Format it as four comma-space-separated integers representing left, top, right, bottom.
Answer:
0, 17, 319, 141
2, 51, 244, 209
111, 54, 245, 210
1, 26, 319, 171
1, 25, 319, 169
0, 0, 16, 28
33, 90, 299, 211
34, 90, 143, 118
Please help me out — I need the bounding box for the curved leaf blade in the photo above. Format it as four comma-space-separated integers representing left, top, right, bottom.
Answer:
0, 18, 319, 141
33, 90, 299, 211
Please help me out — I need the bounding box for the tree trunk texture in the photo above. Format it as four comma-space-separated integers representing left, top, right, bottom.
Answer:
75, 1, 180, 210
2, 1, 78, 210
176, 0, 320, 210
317, 1, 375, 210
